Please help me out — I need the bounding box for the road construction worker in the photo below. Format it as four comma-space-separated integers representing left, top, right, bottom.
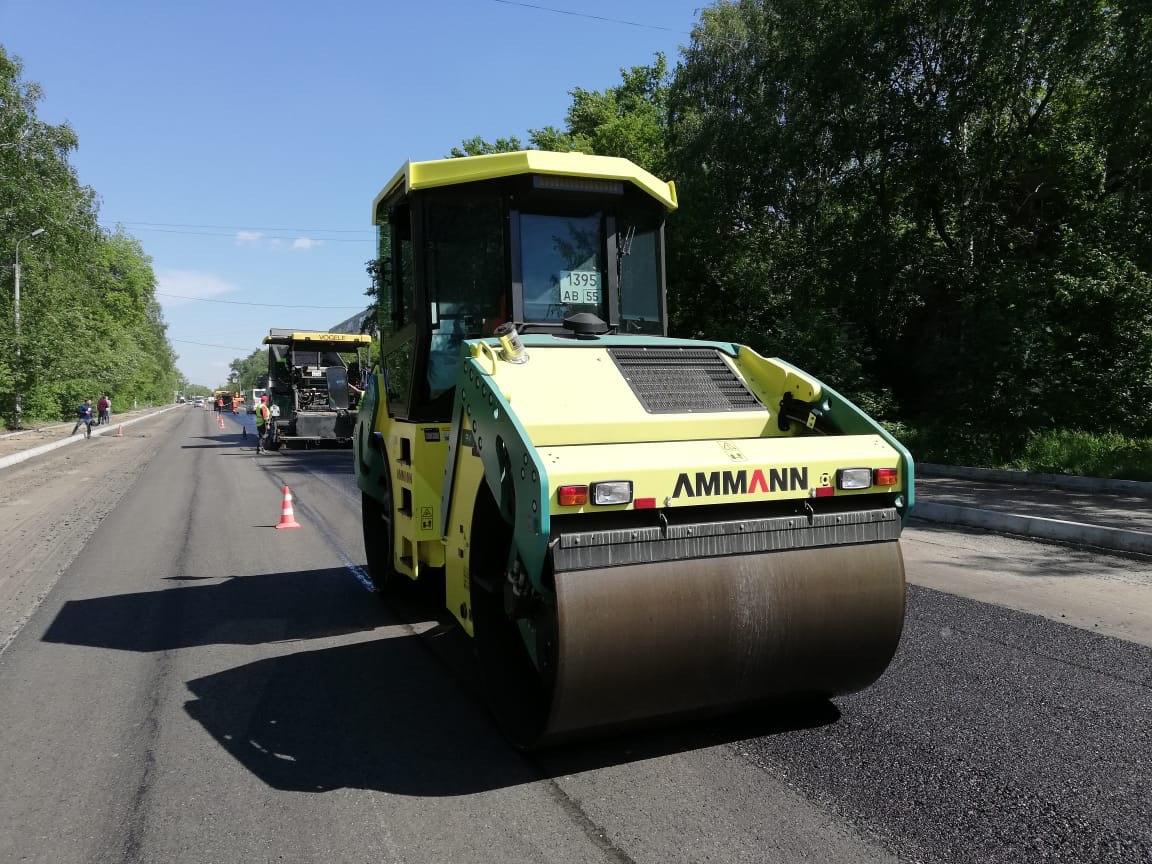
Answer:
254, 394, 271, 454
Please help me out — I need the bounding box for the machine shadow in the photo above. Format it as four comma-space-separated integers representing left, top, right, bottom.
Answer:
41, 568, 386, 651
182, 627, 841, 798
278, 450, 356, 475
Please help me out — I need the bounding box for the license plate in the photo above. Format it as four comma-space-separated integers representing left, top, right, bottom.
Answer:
558, 270, 601, 304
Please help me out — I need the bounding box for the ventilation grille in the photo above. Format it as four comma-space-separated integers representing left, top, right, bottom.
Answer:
609, 347, 764, 414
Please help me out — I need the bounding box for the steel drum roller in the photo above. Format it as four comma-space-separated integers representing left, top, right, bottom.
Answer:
536, 541, 906, 742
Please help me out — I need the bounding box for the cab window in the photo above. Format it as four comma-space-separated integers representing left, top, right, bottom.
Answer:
424, 197, 506, 398
520, 211, 604, 324
618, 218, 663, 335
392, 205, 415, 330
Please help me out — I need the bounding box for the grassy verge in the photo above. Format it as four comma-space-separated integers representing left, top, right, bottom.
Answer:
881, 423, 1152, 482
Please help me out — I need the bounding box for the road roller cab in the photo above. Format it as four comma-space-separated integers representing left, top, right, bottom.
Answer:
354, 150, 915, 746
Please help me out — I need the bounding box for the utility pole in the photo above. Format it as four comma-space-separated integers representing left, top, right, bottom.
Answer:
12, 227, 46, 428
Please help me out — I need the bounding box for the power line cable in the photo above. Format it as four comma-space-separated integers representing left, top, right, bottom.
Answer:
486, 0, 688, 33
484, 0, 745, 49
102, 224, 371, 243
108, 220, 372, 234
171, 338, 258, 351
156, 292, 365, 309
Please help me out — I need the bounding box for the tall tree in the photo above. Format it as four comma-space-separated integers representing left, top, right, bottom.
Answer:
0, 47, 179, 424
448, 54, 671, 175
668, 0, 1152, 443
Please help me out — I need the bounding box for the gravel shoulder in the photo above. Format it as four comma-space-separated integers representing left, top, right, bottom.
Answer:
0, 408, 186, 656
0, 404, 185, 459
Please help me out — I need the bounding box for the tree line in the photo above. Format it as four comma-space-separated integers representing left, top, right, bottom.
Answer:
448, 0, 1151, 463
0, 47, 182, 426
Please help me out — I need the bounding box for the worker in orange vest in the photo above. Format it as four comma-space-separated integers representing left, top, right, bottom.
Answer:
254, 395, 272, 454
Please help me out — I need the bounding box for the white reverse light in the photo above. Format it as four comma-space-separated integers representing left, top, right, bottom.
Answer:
591, 480, 633, 505
837, 468, 872, 490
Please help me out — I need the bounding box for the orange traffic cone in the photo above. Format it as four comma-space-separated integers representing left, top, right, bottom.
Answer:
275, 485, 301, 530
116, 424, 123, 437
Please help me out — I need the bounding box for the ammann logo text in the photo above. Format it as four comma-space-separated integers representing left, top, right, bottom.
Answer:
672, 467, 809, 499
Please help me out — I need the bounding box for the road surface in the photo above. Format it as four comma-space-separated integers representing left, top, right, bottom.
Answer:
0, 408, 1149, 863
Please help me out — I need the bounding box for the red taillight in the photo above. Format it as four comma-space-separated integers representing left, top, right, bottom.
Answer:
634, 497, 656, 510
813, 486, 835, 498
557, 485, 588, 506
873, 468, 898, 487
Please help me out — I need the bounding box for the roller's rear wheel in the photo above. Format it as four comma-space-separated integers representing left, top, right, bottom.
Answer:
362, 482, 398, 594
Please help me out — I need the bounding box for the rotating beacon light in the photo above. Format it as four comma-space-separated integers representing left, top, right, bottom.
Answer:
495, 322, 528, 364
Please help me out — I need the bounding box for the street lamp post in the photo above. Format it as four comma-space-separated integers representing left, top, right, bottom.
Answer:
13, 227, 46, 427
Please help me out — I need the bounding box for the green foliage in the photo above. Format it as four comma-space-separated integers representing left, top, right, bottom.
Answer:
449, 135, 526, 158
0, 47, 180, 425
227, 349, 267, 392
449, 54, 671, 175
1016, 430, 1152, 480
669, 0, 1152, 442
889, 423, 1152, 481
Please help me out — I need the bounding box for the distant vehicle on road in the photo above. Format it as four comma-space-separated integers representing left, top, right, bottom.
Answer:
246, 388, 267, 413
193, 398, 204, 407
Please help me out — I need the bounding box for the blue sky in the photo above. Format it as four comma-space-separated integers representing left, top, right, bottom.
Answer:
2, 0, 704, 386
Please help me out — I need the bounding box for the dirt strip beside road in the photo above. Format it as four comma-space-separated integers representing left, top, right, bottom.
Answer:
0, 408, 188, 656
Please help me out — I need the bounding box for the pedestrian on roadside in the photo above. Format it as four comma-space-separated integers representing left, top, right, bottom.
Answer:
72, 398, 94, 439
254, 394, 272, 454
97, 394, 110, 426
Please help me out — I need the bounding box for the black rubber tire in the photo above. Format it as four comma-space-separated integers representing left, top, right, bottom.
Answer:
362, 485, 398, 594
468, 487, 551, 749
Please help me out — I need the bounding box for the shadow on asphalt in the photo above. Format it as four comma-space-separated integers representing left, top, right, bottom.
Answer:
40, 565, 839, 796
41, 568, 384, 650
179, 626, 840, 797
281, 450, 355, 475
905, 518, 1152, 572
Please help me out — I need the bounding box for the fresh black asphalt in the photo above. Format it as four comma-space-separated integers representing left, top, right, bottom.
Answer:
737, 586, 1152, 864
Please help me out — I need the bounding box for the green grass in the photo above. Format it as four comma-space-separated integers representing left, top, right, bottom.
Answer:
881, 423, 1152, 482
1013, 430, 1152, 481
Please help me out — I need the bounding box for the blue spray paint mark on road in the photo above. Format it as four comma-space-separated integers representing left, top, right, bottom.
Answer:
260, 465, 377, 594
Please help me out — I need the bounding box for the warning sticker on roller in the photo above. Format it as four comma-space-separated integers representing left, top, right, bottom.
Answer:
420, 506, 434, 531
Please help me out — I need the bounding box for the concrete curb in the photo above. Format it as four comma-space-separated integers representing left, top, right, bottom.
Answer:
914, 501, 1152, 556
0, 424, 69, 440
919, 463, 1152, 498
0, 405, 184, 472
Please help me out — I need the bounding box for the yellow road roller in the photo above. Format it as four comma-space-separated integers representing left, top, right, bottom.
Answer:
354, 151, 914, 746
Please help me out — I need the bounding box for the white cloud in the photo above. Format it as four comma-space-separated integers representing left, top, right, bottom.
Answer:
235, 230, 263, 245
156, 270, 236, 306
232, 231, 319, 251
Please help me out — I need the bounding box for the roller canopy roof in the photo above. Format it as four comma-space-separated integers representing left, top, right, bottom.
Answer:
372, 150, 678, 219
262, 330, 372, 347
